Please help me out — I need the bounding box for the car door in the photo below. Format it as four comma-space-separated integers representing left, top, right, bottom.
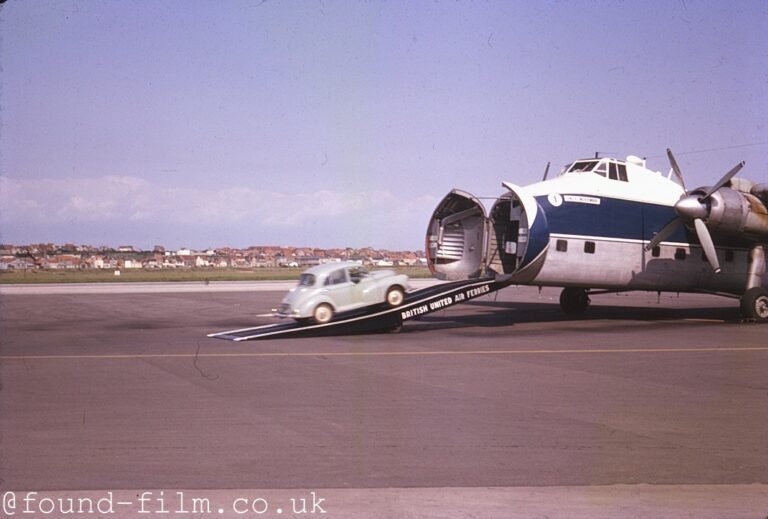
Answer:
322, 268, 355, 311
349, 267, 379, 305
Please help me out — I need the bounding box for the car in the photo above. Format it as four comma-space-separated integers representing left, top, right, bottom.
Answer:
273, 261, 411, 323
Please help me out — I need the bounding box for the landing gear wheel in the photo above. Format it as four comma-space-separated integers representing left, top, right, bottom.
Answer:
740, 288, 768, 323
386, 286, 405, 307
560, 287, 591, 315
312, 303, 334, 324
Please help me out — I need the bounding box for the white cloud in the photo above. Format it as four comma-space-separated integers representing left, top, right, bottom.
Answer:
0, 175, 439, 248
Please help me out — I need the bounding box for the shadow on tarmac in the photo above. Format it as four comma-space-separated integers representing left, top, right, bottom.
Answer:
398, 299, 743, 334
218, 299, 746, 341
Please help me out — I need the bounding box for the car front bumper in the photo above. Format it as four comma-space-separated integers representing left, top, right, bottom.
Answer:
272, 303, 301, 319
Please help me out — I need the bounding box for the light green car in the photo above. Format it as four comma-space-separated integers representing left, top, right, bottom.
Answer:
274, 261, 410, 324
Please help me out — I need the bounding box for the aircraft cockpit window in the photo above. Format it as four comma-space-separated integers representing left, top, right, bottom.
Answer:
618, 163, 628, 181
568, 161, 598, 173
608, 162, 629, 182
609, 162, 619, 180
592, 163, 607, 177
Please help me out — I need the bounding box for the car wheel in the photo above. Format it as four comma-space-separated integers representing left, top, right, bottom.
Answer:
386, 286, 405, 307
312, 303, 334, 324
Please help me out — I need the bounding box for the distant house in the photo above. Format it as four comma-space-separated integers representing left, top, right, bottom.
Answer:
252, 258, 273, 268
297, 256, 321, 267
117, 245, 136, 253
0, 258, 35, 270
87, 256, 106, 269
163, 258, 184, 268
47, 254, 82, 269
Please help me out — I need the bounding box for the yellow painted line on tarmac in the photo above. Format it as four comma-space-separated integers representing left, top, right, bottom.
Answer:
1, 346, 767, 361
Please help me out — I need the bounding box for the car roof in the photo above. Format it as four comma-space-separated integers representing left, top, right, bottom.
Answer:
301, 261, 362, 277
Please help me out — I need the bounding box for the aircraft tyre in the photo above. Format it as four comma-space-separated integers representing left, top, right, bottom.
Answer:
312, 303, 334, 324
386, 286, 405, 307
740, 287, 768, 323
560, 287, 590, 315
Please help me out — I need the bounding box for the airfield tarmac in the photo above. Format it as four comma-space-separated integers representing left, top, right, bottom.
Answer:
1, 282, 767, 518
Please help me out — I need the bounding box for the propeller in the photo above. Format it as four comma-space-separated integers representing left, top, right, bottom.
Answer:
542, 161, 551, 181
666, 148, 686, 192
645, 149, 745, 274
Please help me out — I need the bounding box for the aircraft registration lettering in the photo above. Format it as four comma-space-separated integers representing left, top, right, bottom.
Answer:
564, 195, 601, 205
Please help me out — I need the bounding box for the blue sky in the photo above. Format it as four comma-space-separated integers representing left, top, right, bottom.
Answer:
2, 0, 766, 250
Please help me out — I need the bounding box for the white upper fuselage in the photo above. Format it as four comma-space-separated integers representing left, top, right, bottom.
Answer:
501, 156, 751, 294
523, 156, 684, 206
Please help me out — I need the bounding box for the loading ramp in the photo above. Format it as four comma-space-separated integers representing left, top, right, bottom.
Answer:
208, 277, 507, 341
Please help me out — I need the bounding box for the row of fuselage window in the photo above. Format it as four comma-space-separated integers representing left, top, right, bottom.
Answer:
554, 239, 736, 263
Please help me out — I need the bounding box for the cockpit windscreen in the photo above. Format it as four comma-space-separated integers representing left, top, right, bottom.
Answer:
567, 161, 598, 173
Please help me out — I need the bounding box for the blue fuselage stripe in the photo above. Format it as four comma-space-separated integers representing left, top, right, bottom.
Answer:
535, 195, 688, 243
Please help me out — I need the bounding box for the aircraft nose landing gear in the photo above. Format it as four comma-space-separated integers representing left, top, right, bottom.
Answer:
741, 245, 767, 323
560, 287, 591, 315
740, 287, 768, 323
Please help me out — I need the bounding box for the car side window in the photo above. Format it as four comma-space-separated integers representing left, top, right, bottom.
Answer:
349, 267, 369, 283
298, 273, 316, 287
325, 269, 348, 286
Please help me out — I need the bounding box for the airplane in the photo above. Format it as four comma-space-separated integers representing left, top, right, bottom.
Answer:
425, 150, 768, 323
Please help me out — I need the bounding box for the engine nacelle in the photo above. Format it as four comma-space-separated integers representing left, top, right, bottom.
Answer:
750, 183, 768, 205
706, 187, 768, 242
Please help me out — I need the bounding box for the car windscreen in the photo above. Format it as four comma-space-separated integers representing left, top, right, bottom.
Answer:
297, 273, 316, 287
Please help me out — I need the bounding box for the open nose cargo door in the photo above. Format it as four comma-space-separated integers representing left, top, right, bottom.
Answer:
426, 184, 548, 281
426, 190, 490, 281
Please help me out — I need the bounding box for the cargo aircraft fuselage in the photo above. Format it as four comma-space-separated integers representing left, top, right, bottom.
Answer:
426, 152, 768, 321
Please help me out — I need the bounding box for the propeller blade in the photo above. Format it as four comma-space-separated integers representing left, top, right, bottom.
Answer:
702, 161, 745, 200
646, 217, 682, 250
666, 148, 686, 192
693, 218, 721, 273
542, 161, 551, 181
